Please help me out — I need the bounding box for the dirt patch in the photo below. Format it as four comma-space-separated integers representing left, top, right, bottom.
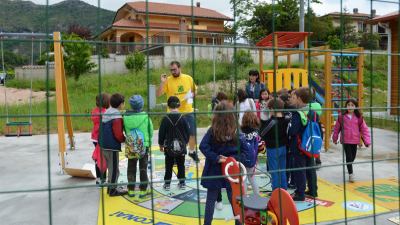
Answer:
0, 86, 49, 106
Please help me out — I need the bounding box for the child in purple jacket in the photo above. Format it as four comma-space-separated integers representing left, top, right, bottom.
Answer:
332, 98, 371, 183
240, 111, 261, 195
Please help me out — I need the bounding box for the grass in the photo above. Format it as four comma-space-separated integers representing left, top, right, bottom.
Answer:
0, 57, 391, 135
1, 60, 256, 135
365, 117, 399, 133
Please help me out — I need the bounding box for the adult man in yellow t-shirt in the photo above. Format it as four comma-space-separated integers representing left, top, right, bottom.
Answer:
157, 61, 199, 162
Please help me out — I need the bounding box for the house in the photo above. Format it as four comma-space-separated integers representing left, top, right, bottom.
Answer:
321, 8, 382, 33
370, 12, 399, 115
99, 1, 232, 54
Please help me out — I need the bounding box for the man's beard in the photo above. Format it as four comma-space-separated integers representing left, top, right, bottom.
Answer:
172, 73, 180, 77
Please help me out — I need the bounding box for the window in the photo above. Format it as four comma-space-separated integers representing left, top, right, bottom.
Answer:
357, 22, 364, 32
206, 38, 222, 45
152, 36, 170, 44
187, 37, 202, 44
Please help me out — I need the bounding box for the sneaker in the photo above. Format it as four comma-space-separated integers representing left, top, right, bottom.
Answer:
139, 190, 149, 198
292, 194, 305, 201
95, 178, 101, 185
163, 183, 170, 191
349, 174, 355, 183
216, 201, 223, 211
128, 190, 135, 197
189, 152, 200, 163
108, 187, 127, 197
305, 190, 318, 198
178, 182, 186, 190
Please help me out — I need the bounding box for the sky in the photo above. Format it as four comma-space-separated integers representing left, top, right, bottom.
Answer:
36, 0, 398, 18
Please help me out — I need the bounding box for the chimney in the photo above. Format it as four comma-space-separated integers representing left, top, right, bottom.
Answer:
371, 9, 376, 17
353, 8, 358, 14
196, 2, 200, 7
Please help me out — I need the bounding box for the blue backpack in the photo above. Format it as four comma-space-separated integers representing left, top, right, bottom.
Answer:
297, 111, 323, 158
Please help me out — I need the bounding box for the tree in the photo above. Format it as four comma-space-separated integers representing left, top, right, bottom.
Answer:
67, 23, 92, 39
63, 33, 95, 80
0, 50, 28, 70
305, 9, 334, 44
125, 51, 146, 75
231, 0, 321, 43
232, 0, 324, 44
359, 33, 380, 50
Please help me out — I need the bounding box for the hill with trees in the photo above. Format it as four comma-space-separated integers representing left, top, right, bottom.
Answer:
0, 0, 114, 35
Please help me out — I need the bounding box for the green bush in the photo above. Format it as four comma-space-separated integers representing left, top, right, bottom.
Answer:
232, 49, 253, 68
125, 51, 146, 74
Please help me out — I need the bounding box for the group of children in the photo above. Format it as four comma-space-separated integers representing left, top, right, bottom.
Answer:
89, 68, 371, 224
91, 93, 192, 198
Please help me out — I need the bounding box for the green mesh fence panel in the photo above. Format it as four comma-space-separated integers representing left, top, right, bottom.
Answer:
0, 0, 399, 225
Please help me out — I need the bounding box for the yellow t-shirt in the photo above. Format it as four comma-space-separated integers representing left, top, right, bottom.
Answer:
163, 73, 196, 113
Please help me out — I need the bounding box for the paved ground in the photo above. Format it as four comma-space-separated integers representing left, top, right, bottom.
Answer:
0, 127, 398, 225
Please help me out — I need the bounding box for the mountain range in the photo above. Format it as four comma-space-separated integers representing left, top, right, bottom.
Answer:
0, 0, 115, 35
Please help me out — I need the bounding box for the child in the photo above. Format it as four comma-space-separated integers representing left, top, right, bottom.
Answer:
91, 93, 109, 185
99, 93, 127, 197
287, 87, 318, 200
207, 91, 228, 210
236, 88, 256, 126
123, 95, 153, 198
256, 88, 270, 126
200, 101, 246, 225
262, 98, 289, 190
159, 96, 190, 190
240, 112, 261, 194
332, 98, 371, 183
278, 90, 296, 189
207, 92, 228, 118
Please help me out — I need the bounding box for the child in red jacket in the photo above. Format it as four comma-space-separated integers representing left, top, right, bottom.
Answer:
91, 93, 109, 185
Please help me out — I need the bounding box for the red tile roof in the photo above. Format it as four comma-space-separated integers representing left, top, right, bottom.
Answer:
126, 1, 232, 21
324, 12, 370, 17
370, 11, 398, 23
256, 32, 311, 48
113, 19, 180, 30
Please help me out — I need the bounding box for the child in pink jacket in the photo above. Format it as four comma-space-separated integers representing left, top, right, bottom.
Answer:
332, 99, 371, 183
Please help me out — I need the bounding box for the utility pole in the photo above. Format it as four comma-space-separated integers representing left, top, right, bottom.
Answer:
299, 0, 305, 63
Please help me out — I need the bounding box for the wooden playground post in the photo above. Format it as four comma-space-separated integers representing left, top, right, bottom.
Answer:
53, 32, 74, 170
273, 33, 279, 72
259, 48, 264, 81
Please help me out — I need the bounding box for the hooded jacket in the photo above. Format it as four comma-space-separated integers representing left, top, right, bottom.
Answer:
99, 107, 125, 151
199, 128, 251, 189
123, 111, 153, 147
332, 114, 371, 145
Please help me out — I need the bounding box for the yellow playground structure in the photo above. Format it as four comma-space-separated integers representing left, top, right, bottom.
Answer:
256, 32, 364, 150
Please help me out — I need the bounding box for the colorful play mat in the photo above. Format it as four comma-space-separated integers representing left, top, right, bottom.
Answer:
97, 149, 398, 225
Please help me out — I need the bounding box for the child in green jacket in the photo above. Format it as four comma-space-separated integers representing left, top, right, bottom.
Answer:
123, 95, 153, 198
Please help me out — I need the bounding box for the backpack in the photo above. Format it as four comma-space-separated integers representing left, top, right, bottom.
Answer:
125, 128, 146, 159
164, 115, 186, 157
297, 111, 323, 158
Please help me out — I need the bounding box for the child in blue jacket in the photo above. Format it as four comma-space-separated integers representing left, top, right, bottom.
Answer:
200, 101, 246, 225
288, 87, 318, 201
